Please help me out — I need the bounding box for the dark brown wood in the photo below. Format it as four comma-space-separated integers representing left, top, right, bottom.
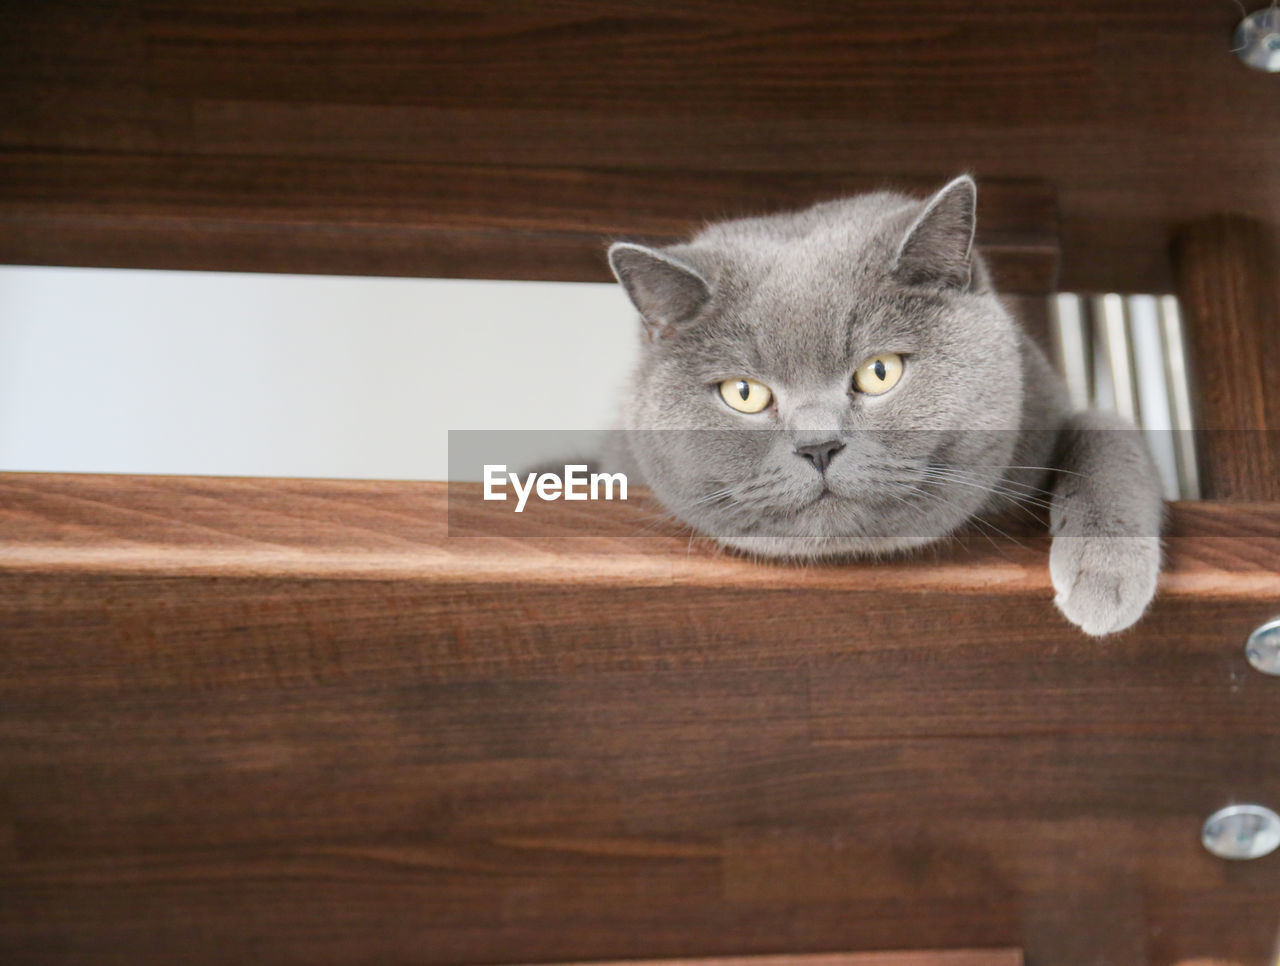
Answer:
0, 152, 1058, 293
517, 954, 1022, 966
2, 1, 1277, 290
2, 473, 1279, 965
1174, 216, 1280, 500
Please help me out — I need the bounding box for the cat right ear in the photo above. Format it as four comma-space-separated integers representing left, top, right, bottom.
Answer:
607, 242, 711, 338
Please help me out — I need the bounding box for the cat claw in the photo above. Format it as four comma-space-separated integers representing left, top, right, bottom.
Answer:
1049, 534, 1161, 637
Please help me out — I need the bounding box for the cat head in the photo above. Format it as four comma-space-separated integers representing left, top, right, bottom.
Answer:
607, 176, 1027, 558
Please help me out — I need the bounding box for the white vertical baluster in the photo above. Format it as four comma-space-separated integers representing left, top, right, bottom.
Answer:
1049, 293, 1091, 411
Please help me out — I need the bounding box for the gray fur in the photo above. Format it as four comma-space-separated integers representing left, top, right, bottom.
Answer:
606, 176, 1163, 636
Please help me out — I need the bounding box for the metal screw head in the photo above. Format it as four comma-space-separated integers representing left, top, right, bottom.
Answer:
1202, 804, 1280, 860
1234, 8, 1280, 72
1246, 618, 1280, 675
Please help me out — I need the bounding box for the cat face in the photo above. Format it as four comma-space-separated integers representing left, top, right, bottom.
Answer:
609, 177, 1027, 558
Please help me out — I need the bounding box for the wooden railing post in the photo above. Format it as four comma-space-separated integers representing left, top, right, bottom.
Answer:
1174, 215, 1280, 500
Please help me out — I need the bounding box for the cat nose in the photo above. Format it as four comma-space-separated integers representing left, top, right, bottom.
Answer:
794, 438, 845, 474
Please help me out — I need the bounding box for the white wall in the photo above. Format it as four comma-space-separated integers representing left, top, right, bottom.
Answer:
0, 267, 638, 481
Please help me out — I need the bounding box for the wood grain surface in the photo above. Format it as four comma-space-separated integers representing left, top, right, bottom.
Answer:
1175, 216, 1280, 500
513, 953, 1023, 966
2, 473, 1280, 964
3, 1, 1278, 290
0, 153, 1059, 294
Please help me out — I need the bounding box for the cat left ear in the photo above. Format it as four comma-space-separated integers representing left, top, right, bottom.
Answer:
892, 175, 977, 291
608, 242, 711, 338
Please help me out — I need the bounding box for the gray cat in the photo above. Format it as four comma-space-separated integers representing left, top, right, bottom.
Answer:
604, 176, 1163, 636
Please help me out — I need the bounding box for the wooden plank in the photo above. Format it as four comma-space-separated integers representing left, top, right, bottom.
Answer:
2, 1, 1277, 290
2, 473, 1278, 585
137, 4, 1096, 122
513, 953, 1022, 966
1, 473, 1280, 964
0, 153, 1059, 293
1174, 215, 1280, 500
2, 473, 1279, 585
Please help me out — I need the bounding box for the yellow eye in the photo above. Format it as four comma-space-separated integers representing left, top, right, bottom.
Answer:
852, 353, 904, 395
718, 377, 773, 414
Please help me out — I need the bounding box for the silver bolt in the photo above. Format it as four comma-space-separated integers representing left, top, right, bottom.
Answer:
1234, 9, 1280, 71
1202, 805, 1280, 860
1246, 618, 1280, 675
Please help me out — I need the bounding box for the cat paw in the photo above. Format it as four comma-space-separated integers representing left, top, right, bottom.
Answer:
1049, 534, 1160, 636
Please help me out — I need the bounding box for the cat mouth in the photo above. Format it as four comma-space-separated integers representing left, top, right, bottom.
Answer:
806, 487, 841, 508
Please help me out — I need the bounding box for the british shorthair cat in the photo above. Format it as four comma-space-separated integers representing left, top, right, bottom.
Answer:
605, 176, 1163, 635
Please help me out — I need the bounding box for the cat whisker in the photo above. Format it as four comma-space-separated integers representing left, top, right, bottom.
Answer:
967, 463, 1088, 479
894, 484, 1011, 555
893, 478, 1032, 552
688, 487, 737, 508
919, 466, 1056, 506
941, 470, 1060, 498
931, 482, 1053, 516
918, 469, 1054, 516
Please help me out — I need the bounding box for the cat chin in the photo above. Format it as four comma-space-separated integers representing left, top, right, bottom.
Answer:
711, 532, 944, 562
